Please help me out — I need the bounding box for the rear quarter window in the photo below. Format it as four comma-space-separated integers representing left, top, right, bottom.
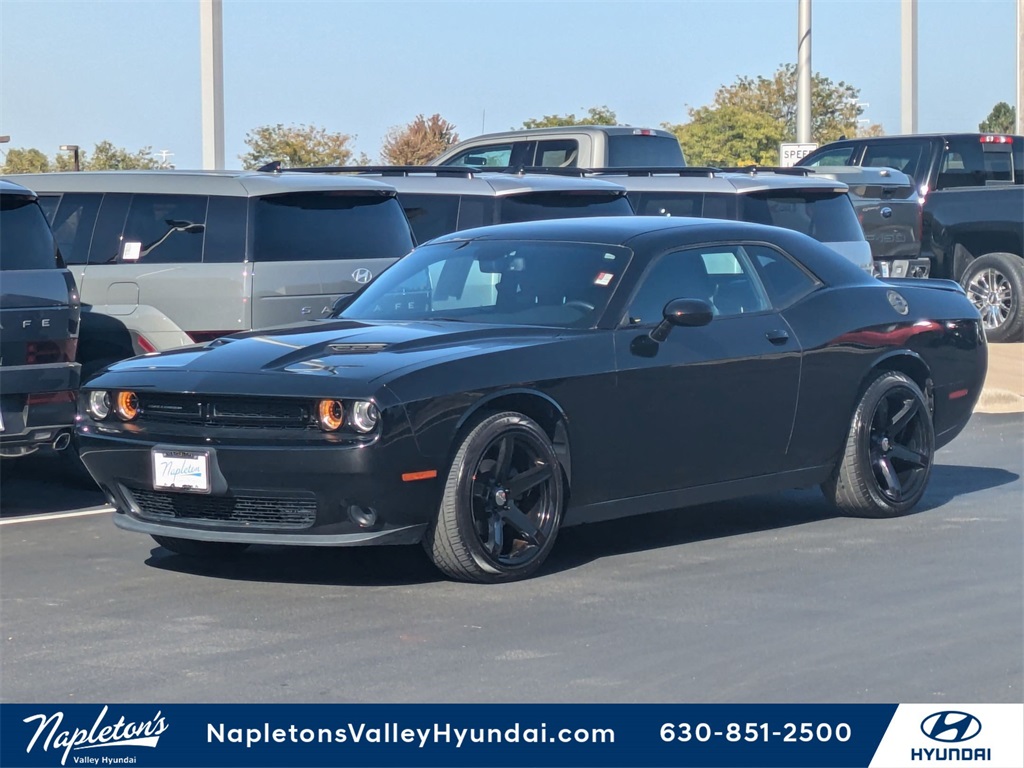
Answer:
740, 191, 864, 243
0, 195, 61, 270
252, 192, 414, 262
398, 193, 461, 243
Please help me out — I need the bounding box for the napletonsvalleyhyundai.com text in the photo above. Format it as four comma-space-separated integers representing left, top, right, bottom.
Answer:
208, 721, 615, 750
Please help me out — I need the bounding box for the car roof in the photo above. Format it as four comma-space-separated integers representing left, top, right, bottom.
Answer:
0, 178, 35, 197
4, 170, 399, 197
429, 213, 787, 245
308, 168, 627, 196
443, 125, 677, 141
582, 168, 847, 194
811, 132, 1023, 147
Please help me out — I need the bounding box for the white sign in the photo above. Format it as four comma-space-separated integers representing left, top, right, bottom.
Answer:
153, 449, 210, 492
779, 142, 818, 167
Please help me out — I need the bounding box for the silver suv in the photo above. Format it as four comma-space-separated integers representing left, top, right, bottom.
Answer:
10, 171, 414, 375
269, 166, 634, 244
582, 167, 873, 272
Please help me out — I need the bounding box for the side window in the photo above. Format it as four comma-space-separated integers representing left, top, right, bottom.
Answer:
803, 146, 855, 167
941, 138, 1013, 187
37, 194, 61, 224
862, 142, 927, 182
202, 196, 248, 263
87, 193, 131, 264
49, 193, 102, 265
745, 244, 819, 308
399, 193, 461, 243
442, 144, 514, 168
120, 194, 207, 264
535, 139, 579, 167
624, 245, 768, 325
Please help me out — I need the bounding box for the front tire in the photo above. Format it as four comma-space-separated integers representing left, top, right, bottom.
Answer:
423, 411, 565, 583
960, 252, 1024, 342
152, 535, 249, 559
822, 371, 934, 518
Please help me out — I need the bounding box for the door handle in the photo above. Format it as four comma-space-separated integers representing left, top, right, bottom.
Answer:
765, 329, 790, 345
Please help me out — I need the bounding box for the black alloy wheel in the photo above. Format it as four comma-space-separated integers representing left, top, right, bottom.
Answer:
424, 411, 564, 583
822, 371, 935, 518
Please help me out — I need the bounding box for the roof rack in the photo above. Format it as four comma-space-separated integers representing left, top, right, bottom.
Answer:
720, 166, 813, 177
494, 166, 722, 178
257, 163, 481, 178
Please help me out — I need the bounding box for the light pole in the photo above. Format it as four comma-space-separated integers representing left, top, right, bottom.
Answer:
60, 144, 81, 171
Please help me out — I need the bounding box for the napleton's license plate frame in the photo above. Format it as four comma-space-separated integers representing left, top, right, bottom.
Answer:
152, 448, 211, 493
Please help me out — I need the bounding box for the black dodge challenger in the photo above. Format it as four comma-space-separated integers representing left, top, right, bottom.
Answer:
78, 217, 987, 583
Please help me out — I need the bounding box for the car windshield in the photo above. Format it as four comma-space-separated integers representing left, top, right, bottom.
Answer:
340, 239, 632, 328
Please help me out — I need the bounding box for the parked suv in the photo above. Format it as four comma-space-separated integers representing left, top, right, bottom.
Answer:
431, 126, 686, 169
270, 166, 634, 244
10, 171, 414, 375
576, 167, 873, 272
797, 133, 1022, 197
0, 179, 81, 458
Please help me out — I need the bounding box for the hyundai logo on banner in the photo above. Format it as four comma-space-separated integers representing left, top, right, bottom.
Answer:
920, 711, 982, 743
352, 268, 373, 284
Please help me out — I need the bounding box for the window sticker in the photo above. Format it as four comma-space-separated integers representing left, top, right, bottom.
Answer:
122, 241, 142, 261
594, 272, 614, 286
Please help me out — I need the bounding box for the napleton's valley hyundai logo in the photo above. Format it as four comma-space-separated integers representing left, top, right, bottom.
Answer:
352, 268, 373, 284
920, 711, 982, 743
22, 705, 168, 765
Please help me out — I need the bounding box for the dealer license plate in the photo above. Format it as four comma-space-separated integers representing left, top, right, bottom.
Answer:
152, 449, 210, 493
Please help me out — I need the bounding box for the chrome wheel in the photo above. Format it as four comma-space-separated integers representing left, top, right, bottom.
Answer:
470, 431, 559, 567
867, 384, 931, 503
966, 267, 1013, 331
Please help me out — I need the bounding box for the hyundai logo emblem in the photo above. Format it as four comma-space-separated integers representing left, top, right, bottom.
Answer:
920, 711, 982, 743
352, 268, 373, 284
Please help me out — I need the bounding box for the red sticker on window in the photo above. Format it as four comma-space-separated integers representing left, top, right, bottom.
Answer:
594, 272, 614, 286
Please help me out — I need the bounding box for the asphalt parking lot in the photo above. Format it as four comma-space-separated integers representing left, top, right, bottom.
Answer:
0, 412, 1020, 705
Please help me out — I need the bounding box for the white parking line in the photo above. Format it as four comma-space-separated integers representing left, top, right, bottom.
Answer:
0, 506, 114, 526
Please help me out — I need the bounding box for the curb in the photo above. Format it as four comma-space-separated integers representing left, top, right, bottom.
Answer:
974, 387, 1024, 414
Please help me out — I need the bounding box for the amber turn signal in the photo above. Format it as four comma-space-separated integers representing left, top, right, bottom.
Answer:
317, 399, 344, 431
114, 391, 139, 421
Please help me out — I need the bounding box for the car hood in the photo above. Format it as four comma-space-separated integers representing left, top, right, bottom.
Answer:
96, 319, 571, 390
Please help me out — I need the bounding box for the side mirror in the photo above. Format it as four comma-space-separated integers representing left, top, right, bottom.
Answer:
650, 298, 714, 342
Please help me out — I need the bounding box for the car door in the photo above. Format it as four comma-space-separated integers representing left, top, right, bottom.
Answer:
611, 243, 802, 498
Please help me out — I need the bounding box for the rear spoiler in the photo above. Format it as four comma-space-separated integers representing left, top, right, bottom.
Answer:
881, 277, 965, 295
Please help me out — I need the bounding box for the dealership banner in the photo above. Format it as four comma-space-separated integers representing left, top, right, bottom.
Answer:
1, 703, 1020, 768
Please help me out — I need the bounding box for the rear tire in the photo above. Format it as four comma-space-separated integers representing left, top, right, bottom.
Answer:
959, 252, 1024, 342
822, 371, 934, 518
152, 535, 249, 559
423, 411, 564, 583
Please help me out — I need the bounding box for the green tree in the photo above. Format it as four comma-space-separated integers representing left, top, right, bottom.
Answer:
521, 105, 618, 129
380, 114, 459, 165
2, 147, 51, 174
241, 123, 360, 169
979, 102, 1016, 133
665, 64, 882, 166
52, 149, 85, 171
83, 141, 160, 170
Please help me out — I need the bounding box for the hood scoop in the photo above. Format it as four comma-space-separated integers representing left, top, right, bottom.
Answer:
326, 342, 391, 354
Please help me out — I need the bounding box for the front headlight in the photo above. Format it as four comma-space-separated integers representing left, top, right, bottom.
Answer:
87, 391, 111, 420
114, 391, 139, 421
317, 399, 345, 431
350, 401, 380, 433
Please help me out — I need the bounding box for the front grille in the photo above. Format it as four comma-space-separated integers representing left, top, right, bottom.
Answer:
125, 486, 317, 530
137, 394, 312, 429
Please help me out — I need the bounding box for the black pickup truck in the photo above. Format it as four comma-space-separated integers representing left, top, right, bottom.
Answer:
922, 185, 1023, 342
0, 179, 81, 457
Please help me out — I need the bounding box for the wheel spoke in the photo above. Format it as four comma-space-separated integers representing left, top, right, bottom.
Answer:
889, 397, 919, 438
500, 501, 545, 547
890, 443, 929, 468
494, 435, 514, 481
506, 462, 552, 498
485, 515, 504, 557
875, 456, 903, 500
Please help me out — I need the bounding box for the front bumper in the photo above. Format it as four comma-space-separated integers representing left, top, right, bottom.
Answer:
79, 429, 441, 546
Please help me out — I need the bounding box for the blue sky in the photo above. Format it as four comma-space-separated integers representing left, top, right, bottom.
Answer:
0, 0, 1018, 168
